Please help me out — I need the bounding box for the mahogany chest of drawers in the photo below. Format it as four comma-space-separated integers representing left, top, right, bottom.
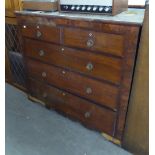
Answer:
16, 10, 144, 144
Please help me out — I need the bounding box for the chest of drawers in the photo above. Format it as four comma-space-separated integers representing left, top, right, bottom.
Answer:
16, 10, 144, 144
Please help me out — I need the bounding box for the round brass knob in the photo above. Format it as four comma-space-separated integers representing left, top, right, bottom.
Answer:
86, 62, 94, 71
42, 72, 47, 77
87, 39, 94, 48
84, 112, 91, 118
86, 87, 92, 94
36, 30, 42, 38
39, 50, 45, 56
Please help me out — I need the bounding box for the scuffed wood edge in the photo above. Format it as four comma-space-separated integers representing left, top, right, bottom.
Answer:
102, 132, 121, 146
114, 26, 141, 140
28, 95, 45, 106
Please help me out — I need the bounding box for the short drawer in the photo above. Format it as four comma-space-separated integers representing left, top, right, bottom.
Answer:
21, 24, 60, 44
27, 59, 119, 110
25, 39, 122, 85
63, 28, 124, 57
29, 78, 117, 136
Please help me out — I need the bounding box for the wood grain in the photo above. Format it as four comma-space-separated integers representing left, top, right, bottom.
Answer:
21, 24, 60, 44
16, 13, 142, 142
29, 78, 117, 136
112, 0, 128, 16
114, 26, 141, 140
22, 1, 58, 11
63, 27, 124, 57
27, 58, 119, 110
123, 6, 149, 155
25, 38, 122, 85
5, 0, 22, 17
5, 17, 17, 25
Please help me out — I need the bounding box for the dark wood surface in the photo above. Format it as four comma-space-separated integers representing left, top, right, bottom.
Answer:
27, 58, 119, 110
16, 14, 142, 30
114, 26, 140, 139
21, 24, 60, 44
16, 13, 142, 142
63, 27, 124, 57
25, 38, 122, 85
29, 78, 117, 136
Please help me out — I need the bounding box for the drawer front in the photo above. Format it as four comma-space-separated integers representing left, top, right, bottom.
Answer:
21, 24, 60, 43
27, 59, 119, 110
25, 39, 122, 85
29, 78, 116, 136
63, 28, 124, 57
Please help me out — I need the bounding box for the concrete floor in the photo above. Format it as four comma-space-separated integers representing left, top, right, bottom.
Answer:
5, 83, 132, 155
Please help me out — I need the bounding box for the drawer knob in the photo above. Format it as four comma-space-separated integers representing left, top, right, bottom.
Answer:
86, 62, 94, 71
62, 70, 66, 74
86, 87, 92, 94
62, 92, 66, 96
36, 30, 42, 38
87, 39, 94, 48
85, 112, 91, 118
61, 48, 65, 52
43, 93, 47, 98
23, 25, 27, 29
39, 50, 45, 56
42, 72, 47, 77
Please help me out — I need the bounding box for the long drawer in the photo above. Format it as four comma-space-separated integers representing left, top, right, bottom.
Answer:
25, 39, 122, 85
29, 78, 117, 136
21, 24, 60, 44
63, 27, 124, 57
27, 59, 119, 110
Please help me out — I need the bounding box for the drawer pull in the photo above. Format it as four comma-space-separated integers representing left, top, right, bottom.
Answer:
86, 62, 94, 71
23, 25, 27, 29
39, 50, 45, 56
84, 112, 91, 118
42, 72, 47, 77
86, 87, 92, 94
36, 30, 42, 38
87, 39, 94, 48
43, 93, 47, 98
61, 48, 65, 52
62, 92, 66, 96
62, 70, 66, 74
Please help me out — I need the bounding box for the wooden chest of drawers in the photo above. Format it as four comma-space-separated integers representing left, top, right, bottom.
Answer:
16, 10, 144, 144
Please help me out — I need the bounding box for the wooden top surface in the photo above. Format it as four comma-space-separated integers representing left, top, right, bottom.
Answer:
16, 8, 145, 26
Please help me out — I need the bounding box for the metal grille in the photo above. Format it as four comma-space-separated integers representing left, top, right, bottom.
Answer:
5, 24, 26, 87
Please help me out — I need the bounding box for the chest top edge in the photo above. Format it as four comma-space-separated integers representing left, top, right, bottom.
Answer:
15, 8, 145, 27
